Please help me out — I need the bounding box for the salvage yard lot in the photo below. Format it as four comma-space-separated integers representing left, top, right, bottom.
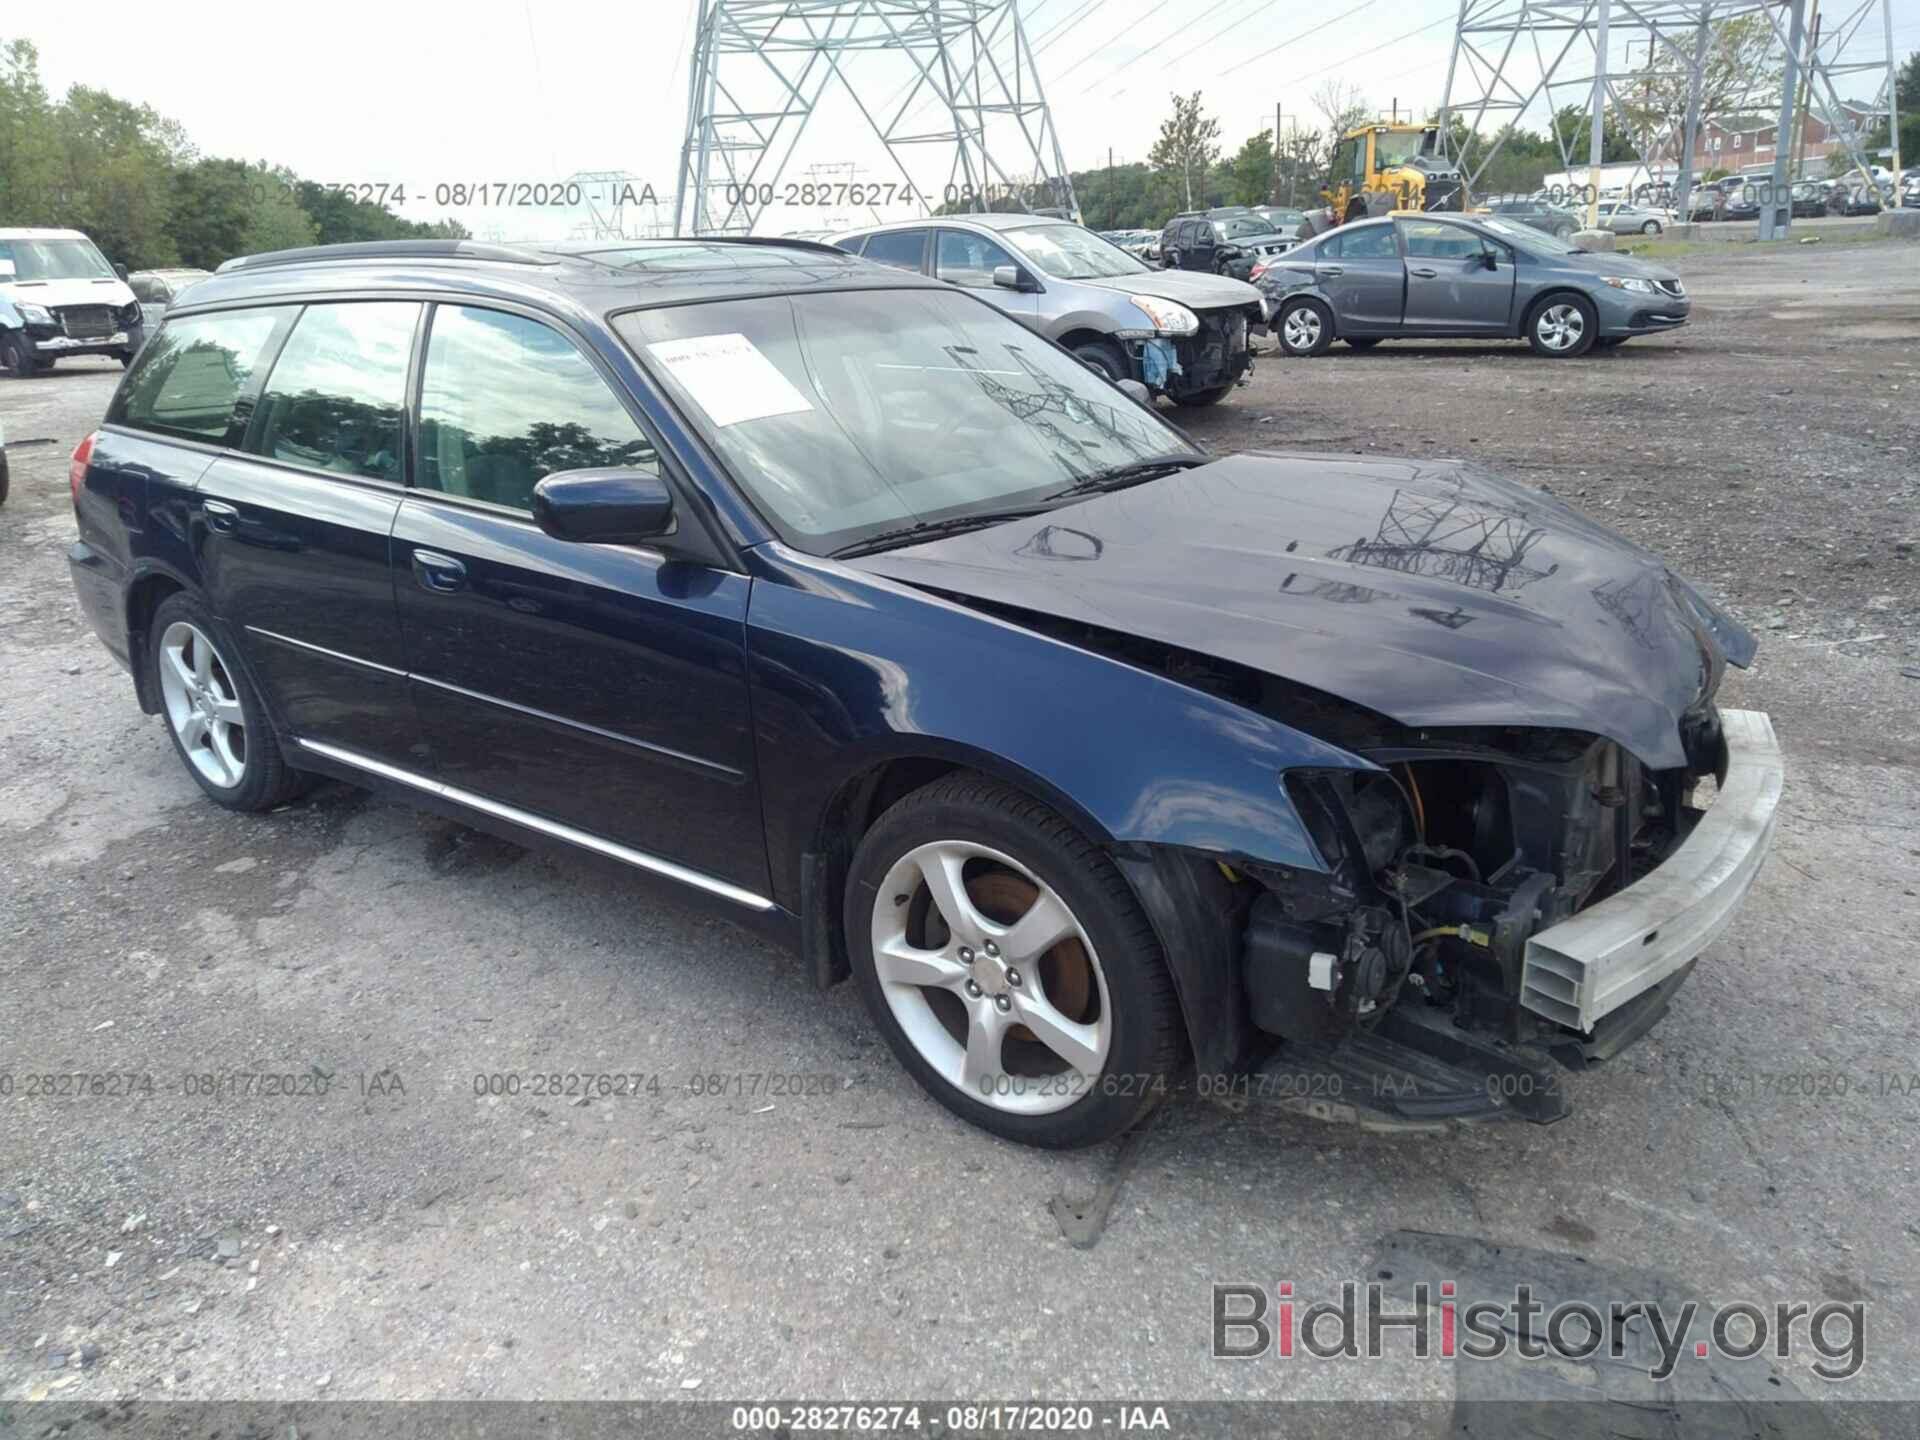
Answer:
2, 237, 1917, 1407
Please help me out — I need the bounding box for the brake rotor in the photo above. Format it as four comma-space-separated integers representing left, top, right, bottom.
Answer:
966, 868, 1094, 1025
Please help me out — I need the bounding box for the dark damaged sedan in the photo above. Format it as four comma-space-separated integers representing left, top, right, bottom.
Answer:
66, 238, 1781, 1148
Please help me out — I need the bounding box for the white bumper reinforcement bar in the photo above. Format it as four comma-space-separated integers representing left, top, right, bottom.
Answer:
1520, 708, 1783, 1033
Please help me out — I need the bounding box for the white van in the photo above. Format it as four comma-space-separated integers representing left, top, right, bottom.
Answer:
0, 228, 145, 377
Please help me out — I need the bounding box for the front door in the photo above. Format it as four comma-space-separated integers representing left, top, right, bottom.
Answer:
935, 228, 1036, 328
1317, 223, 1404, 333
390, 302, 768, 896
1398, 220, 1517, 334
196, 299, 425, 766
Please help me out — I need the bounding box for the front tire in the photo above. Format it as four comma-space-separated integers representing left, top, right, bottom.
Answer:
1641, 219, 1663, 235
1526, 294, 1597, 357
150, 592, 308, 812
1172, 384, 1232, 408
1276, 298, 1333, 357
1, 331, 36, 379
845, 774, 1184, 1148
1071, 338, 1129, 383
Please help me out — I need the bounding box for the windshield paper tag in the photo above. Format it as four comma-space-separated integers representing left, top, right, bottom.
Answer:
645, 333, 814, 428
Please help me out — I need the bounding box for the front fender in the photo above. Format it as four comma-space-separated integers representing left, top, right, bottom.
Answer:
744, 544, 1373, 915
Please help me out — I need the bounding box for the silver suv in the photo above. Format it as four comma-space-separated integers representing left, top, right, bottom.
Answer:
831, 214, 1264, 408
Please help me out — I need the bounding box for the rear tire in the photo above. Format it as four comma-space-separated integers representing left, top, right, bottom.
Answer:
149, 592, 309, 812
844, 774, 1184, 1148
1276, 298, 1334, 357
1525, 293, 1597, 357
1641, 219, 1663, 235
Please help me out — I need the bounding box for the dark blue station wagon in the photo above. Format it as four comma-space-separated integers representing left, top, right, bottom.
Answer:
67, 238, 1780, 1147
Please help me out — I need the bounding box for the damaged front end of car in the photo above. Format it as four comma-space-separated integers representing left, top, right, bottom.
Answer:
1231, 700, 1780, 1124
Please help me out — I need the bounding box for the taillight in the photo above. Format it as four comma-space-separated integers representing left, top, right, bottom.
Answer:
70, 430, 97, 507
1249, 262, 1270, 283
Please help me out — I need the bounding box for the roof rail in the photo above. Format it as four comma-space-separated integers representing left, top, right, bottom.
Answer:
215, 239, 556, 275
557, 235, 854, 259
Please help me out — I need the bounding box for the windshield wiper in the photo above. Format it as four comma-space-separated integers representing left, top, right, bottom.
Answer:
829, 506, 1050, 559
1042, 452, 1209, 503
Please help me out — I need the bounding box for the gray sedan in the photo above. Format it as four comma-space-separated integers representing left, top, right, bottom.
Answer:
1253, 214, 1689, 359
832, 214, 1263, 407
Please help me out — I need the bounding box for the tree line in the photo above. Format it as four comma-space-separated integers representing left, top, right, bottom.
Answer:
0, 38, 466, 273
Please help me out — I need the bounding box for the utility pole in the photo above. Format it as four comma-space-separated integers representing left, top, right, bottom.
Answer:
1586, 0, 1610, 231
1885, 0, 1904, 193
1793, 7, 1822, 179
1275, 103, 1283, 203
1760, 0, 1805, 239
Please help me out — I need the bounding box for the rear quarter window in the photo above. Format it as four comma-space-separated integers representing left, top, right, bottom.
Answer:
108, 308, 291, 445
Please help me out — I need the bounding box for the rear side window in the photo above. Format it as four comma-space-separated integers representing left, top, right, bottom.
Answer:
832, 235, 868, 255
1338, 226, 1399, 260
110, 308, 288, 444
250, 302, 418, 481
417, 305, 656, 514
860, 230, 928, 272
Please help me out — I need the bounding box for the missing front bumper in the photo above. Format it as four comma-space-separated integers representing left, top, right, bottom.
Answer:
1520, 708, 1782, 1033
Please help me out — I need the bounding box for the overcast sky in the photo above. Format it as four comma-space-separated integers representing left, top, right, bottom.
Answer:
21, 0, 1918, 239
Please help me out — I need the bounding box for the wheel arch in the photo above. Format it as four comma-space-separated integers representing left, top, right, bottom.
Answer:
1521, 286, 1595, 336
125, 564, 194, 715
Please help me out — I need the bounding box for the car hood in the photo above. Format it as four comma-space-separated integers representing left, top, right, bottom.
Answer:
848, 453, 1753, 768
0, 275, 137, 310
1077, 269, 1262, 310
1550, 250, 1682, 284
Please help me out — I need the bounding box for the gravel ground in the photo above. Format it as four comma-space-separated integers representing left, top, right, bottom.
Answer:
1, 237, 1917, 1419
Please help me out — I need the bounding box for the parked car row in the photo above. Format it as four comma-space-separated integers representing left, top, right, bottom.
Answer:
64, 233, 1778, 1146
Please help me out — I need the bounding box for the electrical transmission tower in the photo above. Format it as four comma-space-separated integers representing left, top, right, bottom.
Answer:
565, 172, 672, 240
674, 0, 1077, 237
1437, 0, 1901, 236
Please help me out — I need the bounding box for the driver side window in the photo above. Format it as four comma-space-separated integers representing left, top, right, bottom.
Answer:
935, 230, 1017, 289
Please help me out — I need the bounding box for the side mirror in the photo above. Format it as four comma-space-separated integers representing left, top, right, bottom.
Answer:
532, 468, 675, 546
114, 263, 131, 281
992, 264, 1035, 292
1116, 379, 1152, 407
1482, 250, 1499, 270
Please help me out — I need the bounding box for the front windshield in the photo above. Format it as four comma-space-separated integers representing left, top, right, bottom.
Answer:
1003, 224, 1148, 280
1480, 216, 1574, 255
0, 236, 116, 282
1259, 208, 1306, 227
616, 288, 1196, 555
1218, 217, 1280, 241
1373, 129, 1435, 168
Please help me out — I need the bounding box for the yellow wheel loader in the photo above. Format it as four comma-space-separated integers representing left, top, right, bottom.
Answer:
1319, 122, 1466, 225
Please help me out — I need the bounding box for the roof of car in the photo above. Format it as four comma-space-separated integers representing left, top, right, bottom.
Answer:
172, 236, 941, 318
0, 228, 92, 242
838, 211, 1070, 238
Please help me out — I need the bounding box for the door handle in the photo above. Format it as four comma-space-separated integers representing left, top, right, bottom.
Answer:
1321, 265, 1344, 276
411, 549, 467, 593
1409, 267, 1438, 278
202, 499, 238, 534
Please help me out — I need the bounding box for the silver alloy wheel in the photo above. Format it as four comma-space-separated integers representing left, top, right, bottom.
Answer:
1642, 220, 1662, 234
1282, 305, 1322, 351
870, 840, 1111, 1116
157, 620, 247, 789
1536, 302, 1585, 352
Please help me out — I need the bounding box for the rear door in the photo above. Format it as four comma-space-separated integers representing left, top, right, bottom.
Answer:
1399, 219, 1515, 334
195, 299, 423, 763
389, 302, 767, 894
1316, 224, 1404, 333
860, 229, 932, 274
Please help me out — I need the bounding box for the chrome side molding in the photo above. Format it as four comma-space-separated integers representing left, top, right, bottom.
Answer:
295, 738, 776, 913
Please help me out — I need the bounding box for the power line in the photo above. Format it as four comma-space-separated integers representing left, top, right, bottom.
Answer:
1221, 0, 1387, 77
1074, 0, 1238, 95
1047, 0, 1166, 82
1113, 0, 1290, 96
1031, 0, 1104, 50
